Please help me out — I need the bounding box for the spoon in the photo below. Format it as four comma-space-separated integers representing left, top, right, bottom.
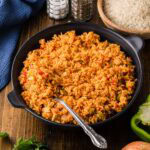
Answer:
54, 97, 108, 149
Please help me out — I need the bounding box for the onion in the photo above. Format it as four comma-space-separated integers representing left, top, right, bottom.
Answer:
122, 141, 150, 150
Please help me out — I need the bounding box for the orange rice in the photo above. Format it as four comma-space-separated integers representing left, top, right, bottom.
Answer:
19, 31, 136, 124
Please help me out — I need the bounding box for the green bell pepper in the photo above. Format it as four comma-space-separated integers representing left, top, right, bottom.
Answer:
131, 94, 150, 142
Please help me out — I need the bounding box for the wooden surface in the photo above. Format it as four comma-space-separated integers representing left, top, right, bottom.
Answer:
0, 2, 150, 150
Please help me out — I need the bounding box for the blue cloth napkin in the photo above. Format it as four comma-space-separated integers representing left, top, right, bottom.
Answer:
0, 0, 45, 90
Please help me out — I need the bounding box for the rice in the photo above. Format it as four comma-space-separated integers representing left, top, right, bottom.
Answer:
19, 31, 136, 124
104, 0, 150, 31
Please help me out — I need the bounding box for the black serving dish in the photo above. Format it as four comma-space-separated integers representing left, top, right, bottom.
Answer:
7, 22, 144, 128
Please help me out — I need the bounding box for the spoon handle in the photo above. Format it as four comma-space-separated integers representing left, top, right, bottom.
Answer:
56, 98, 107, 149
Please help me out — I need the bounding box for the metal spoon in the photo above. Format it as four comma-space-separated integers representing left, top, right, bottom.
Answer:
54, 97, 107, 149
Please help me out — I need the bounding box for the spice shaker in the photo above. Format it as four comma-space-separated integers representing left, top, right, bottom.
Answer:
46, 0, 69, 20
71, 0, 94, 21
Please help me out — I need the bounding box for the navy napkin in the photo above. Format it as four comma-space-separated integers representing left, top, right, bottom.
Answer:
0, 0, 45, 90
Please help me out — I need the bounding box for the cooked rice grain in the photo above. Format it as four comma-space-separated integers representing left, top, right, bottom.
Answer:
19, 31, 136, 124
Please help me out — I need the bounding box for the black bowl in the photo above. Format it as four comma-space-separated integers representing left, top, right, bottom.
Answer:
8, 22, 144, 128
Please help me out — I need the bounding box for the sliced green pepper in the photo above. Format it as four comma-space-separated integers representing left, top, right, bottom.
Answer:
131, 94, 150, 142
146, 94, 150, 103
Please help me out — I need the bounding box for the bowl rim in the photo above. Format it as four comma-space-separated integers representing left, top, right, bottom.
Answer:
10, 22, 143, 128
97, 0, 150, 35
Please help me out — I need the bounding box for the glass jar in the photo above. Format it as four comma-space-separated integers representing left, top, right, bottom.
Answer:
47, 0, 69, 20
71, 0, 94, 22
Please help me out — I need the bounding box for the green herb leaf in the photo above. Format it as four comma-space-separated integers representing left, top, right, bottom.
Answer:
0, 132, 9, 138
13, 137, 48, 150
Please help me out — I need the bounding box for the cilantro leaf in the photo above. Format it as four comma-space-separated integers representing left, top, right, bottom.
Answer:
0, 132, 9, 138
13, 137, 48, 150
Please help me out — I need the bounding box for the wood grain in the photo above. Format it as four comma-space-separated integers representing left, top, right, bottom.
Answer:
0, 2, 150, 150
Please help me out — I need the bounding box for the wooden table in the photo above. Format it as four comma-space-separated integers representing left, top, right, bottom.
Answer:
0, 3, 150, 150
